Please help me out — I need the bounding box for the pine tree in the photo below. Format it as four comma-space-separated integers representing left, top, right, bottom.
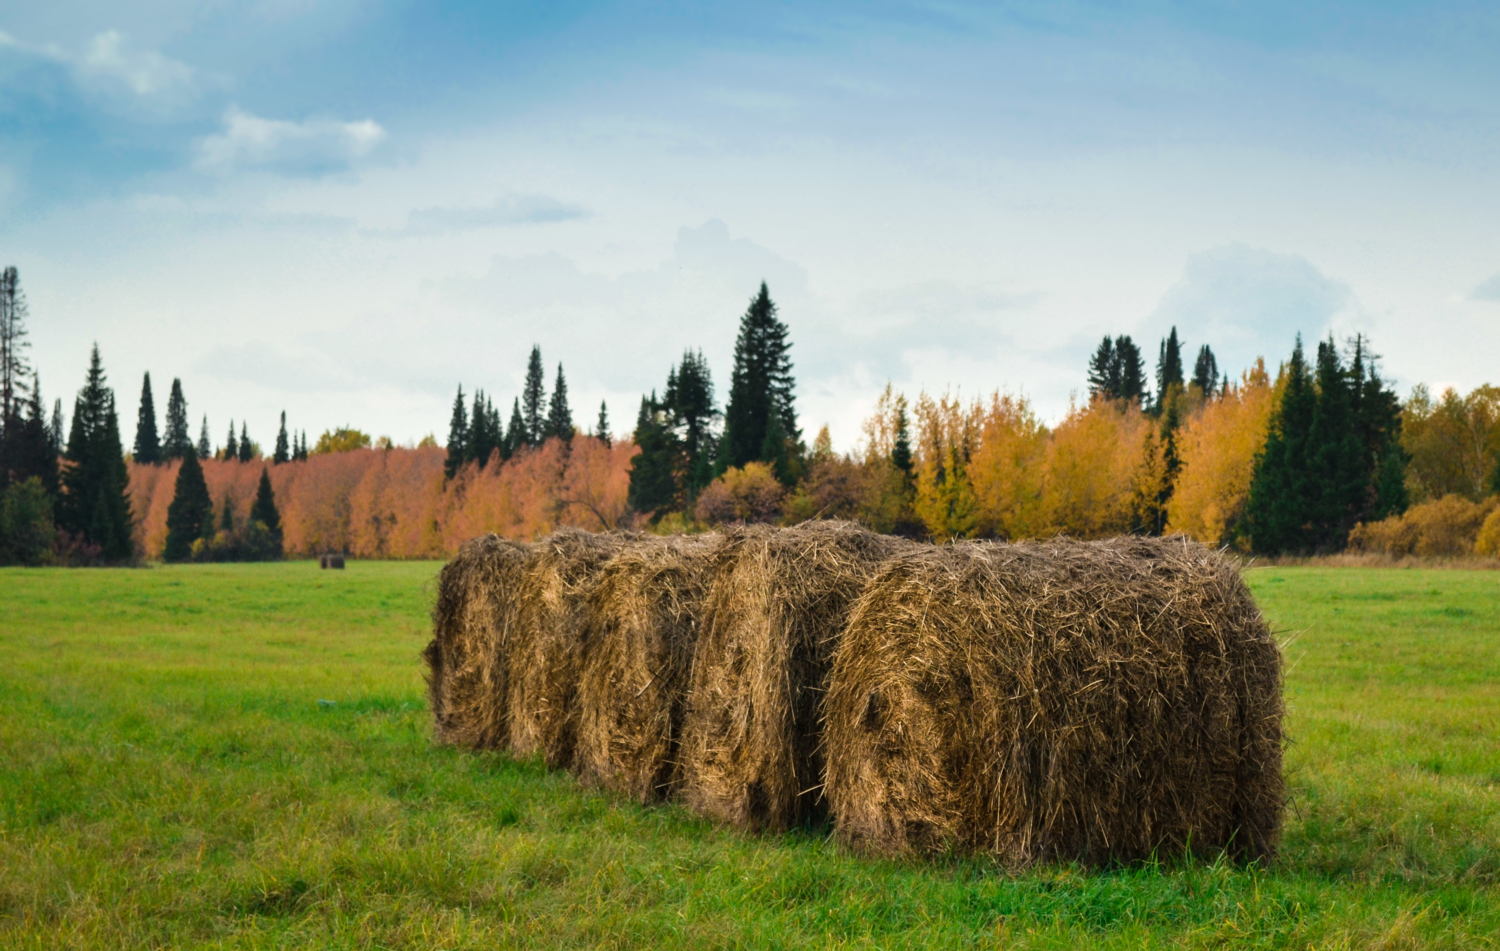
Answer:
224, 420, 238, 461
2, 372, 58, 496
1154, 327, 1184, 414
505, 398, 525, 456
238, 422, 252, 462
163, 449, 212, 561
49, 399, 63, 454
163, 379, 193, 460
219, 492, 235, 534
596, 401, 611, 447
1303, 337, 1369, 549
1087, 337, 1120, 399
1244, 338, 1317, 553
468, 389, 495, 467
1348, 336, 1407, 521
197, 416, 212, 460
891, 401, 914, 477
249, 466, 283, 557
627, 393, 680, 518
444, 385, 469, 479
1116, 336, 1147, 405
1191, 345, 1219, 396
548, 363, 573, 442
664, 350, 717, 494
134, 373, 160, 464
0, 267, 30, 440
274, 412, 290, 465
58, 345, 133, 561
523, 345, 546, 445
721, 282, 798, 477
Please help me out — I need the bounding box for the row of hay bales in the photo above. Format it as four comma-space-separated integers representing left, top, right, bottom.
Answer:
424, 521, 1284, 865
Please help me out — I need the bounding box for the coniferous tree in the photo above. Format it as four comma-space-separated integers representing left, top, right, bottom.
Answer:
467, 389, 497, 467
249, 466, 283, 557
1348, 336, 1408, 522
664, 350, 717, 494
1087, 337, 1120, 399
892, 401, 914, 478
1191, 345, 1219, 396
134, 373, 161, 464
163, 379, 193, 460
1153, 327, 1184, 414
1085, 335, 1147, 403
1304, 336, 1369, 549
162, 449, 212, 561
58, 345, 133, 561
627, 393, 680, 517
219, 492, 235, 534
523, 345, 546, 445
49, 399, 63, 454
224, 420, 238, 461
596, 401, 610, 447
548, 363, 573, 442
2, 372, 58, 496
721, 282, 798, 478
274, 412, 290, 464
1116, 336, 1147, 404
444, 385, 469, 479
197, 416, 212, 460
0, 266, 31, 439
505, 399, 525, 456
238, 422, 252, 462
1245, 337, 1318, 553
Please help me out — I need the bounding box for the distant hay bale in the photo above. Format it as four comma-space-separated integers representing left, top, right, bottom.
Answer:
424, 534, 531, 749
679, 520, 915, 831
506, 527, 634, 769
574, 533, 724, 803
824, 536, 1283, 865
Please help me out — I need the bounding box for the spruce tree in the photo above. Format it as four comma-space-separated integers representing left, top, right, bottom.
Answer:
523, 345, 546, 445
238, 422, 252, 462
219, 492, 235, 534
163, 450, 212, 561
2, 372, 58, 496
58, 345, 133, 561
892, 401, 914, 477
1087, 337, 1120, 399
162, 379, 192, 460
1348, 336, 1408, 521
134, 372, 161, 464
249, 466, 283, 557
274, 412, 290, 464
1245, 338, 1317, 553
1115, 336, 1147, 404
0, 266, 31, 438
1154, 327, 1184, 414
1191, 345, 1219, 396
225, 420, 238, 461
197, 416, 212, 460
596, 401, 610, 447
548, 363, 573, 442
627, 393, 681, 517
665, 350, 716, 493
505, 399, 525, 456
445, 385, 469, 479
468, 389, 496, 466
49, 399, 63, 454
721, 282, 798, 476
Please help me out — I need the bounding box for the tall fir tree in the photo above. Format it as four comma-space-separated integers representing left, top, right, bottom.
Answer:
249, 466, 284, 557
505, 398, 525, 456
58, 345, 133, 561
1348, 336, 1408, 522
224, 420, 238, 461
665, 350, 716, 493
238, 422, 252, 462
891, 400, 914, 477
444, 385, 469, 479
1244, 337, 1318, 553
197, 416, 212, 460
1191, 345, 1219, 396
134, 372, 161, 464
596, 400, 610, 447
49, 399, 64, 454
0, 266, 30, 440
468, 389, 496, 467
163, 378, 193, 461
548, 363, 573, 442
1087, 337, 1120, 399
523, 345, 546, 445
1115, 336, 1147, 404
1086, 335, 1147, 403
1154, 327, 1184, 415
1305, 337, 1371, 549
627, 393, 680, 518
2, 372, 58, 496
721, 282, 798, 478
162, 449, 212, 561
273, 412, 290, 464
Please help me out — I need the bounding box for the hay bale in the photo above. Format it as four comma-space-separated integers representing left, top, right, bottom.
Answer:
506, 527, 634, 769
574, 533, 724, 803
424, 534, 532, 749
824, 535, 1283, 864
678, 521, 914, 831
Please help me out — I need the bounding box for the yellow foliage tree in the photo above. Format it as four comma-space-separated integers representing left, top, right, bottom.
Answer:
1165, 361, 1276, 546
1040, 396, 1148, 538
968, 392, 1048, 539
911, 392, 979, 540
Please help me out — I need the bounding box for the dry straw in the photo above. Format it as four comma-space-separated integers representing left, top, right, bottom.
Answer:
424, 533, 532, 749
506, 527, 634, 769
823, 535, 1284, 864
574, 532, 725, 803
679, 520, 916, 831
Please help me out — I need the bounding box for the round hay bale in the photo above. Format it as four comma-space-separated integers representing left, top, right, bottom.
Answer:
824, 535, 1284, 864
424, 534, 532, 749
574, 532, 725, 803
678, 520, 916, 831
506, 527, 635, 769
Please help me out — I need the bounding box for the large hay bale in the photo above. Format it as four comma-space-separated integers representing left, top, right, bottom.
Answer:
824, 536, 1283, 864
574, 533, 724, 803
679, 520, 914, 831
506, 527, 634, 769
424, 534, 532, 749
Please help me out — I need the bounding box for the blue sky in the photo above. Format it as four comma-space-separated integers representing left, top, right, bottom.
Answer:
3, 1, 1498, 449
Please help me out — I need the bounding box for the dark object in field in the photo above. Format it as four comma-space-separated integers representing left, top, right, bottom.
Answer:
424, 534, 531, 749
574, 533, 723, 803
320, 553, 345, 569
823, 535, 1284, 865
678, 521, 914, 831
506, 528, 633, 769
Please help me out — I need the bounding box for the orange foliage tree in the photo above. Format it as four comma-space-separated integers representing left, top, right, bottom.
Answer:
1039, 397, 1149, 538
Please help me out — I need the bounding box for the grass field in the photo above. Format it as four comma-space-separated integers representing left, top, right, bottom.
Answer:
0, 561, 1497, 949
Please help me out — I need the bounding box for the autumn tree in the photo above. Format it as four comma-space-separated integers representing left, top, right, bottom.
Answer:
968, 392, 1048, 539
1400, 383, 1499, 503
1166, 361, 1276, 546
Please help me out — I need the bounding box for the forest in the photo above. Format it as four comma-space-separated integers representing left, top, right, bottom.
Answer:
2, 268, 1498, 564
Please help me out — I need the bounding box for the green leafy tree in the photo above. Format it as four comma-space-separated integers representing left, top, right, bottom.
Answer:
523, 345, 546, 445
721, 282, 798, 480
444, 385, 468, 478
238, 422, 252, 462
163, 449, 212, 562
270, 412, 287, 464
58, 345, 133, 561
134, 373, 160, 464
548, 363, 573, 442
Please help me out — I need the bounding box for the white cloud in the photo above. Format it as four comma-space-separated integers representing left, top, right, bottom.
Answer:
77, 29, 194, 97
401, 195, 588, 234
1472, 272, 1500, 302
195, 107, 387, 173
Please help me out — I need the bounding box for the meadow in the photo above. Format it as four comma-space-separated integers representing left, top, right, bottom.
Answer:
0, 561, 1496, 949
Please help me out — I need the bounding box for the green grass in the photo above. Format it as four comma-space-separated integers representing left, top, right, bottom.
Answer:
0, 562, 1496, 949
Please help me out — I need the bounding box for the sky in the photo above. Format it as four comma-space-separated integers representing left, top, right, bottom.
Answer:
2, 0, 1499, 452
